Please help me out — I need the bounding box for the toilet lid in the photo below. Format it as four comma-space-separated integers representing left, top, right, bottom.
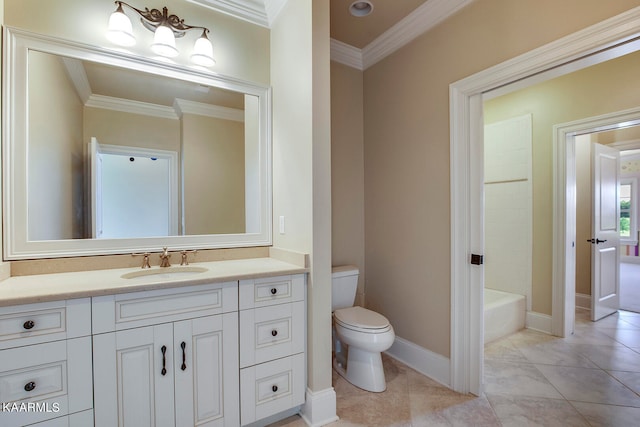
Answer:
334, 306, 390, 330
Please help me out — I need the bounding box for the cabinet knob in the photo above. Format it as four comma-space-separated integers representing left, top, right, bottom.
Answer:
23, 320, 35, 330
271, 329, 278, 337
272, 385, 278, 393
24, 381, 36, 392
270, 288, 277, 295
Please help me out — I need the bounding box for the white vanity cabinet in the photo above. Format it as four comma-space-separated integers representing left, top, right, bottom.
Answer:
0, 299, 93, 427
238, 275, 306, 425
92, 282, 239, 427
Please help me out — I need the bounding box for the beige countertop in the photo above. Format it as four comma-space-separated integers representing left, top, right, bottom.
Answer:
0, 257, 308, 307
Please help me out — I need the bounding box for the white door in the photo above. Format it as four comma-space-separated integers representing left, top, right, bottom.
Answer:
89, 137, 104, 238
591, 142, 621, 321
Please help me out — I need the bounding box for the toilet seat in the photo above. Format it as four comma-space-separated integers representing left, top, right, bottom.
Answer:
334, 306, 391, 333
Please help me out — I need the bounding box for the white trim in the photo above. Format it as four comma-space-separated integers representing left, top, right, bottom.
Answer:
62, 57, 91, 104
329, 38, 363, 71
450, 7, 640, 395
576, 293, 592, 309
86, 94, 178, 120
173, 98, 244, 121
525, 312, 553, 335
385, 336, 451, 388
622, 256, 640, 264
330, 0, 474, 70
185, 0, 288, 28
300, 387, 338, 427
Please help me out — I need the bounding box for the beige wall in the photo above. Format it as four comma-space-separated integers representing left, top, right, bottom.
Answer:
83, 109, 180, 153
484, 51, 640, 313
182, 114, 245, 234
28, 51, 84, 240
361, 0, 640, 358
330, 61, 365, 305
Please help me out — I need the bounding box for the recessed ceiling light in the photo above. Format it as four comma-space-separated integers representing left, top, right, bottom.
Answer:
349, 1, 374, 17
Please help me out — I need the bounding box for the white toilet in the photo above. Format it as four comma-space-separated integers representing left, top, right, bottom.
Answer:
331, 265, 395, 392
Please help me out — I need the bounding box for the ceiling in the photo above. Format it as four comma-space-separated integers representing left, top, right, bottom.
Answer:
329, 0, 429, 49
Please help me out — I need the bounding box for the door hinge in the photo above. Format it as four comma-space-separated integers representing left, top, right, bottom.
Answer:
471, 254, 484, 265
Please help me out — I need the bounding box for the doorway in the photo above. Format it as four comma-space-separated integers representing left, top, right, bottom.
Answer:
450, 8, 640, 395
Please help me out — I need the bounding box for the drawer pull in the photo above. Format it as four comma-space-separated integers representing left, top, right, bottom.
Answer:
271, 329, 278, 337
181, 341, 187, 371
270, 288, 277, 295
24, 381, 36, 392
161, 345, 167, 376
272, 385, 278, 393
23, 320, 35, 330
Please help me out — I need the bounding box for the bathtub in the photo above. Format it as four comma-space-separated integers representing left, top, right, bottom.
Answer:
484, 288, 525, 344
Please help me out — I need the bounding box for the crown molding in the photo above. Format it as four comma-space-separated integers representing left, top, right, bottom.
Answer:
86, 94, 178, 120
173, 98, 245, 121
331, 0, 475, 70
186, 0, 288, 28
62, 57, 92, 104
330, 39, 364, 71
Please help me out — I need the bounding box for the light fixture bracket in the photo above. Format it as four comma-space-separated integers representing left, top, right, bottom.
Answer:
115, 1, 209, 38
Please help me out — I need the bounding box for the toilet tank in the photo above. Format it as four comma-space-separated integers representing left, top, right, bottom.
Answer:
331, 265, 359, 311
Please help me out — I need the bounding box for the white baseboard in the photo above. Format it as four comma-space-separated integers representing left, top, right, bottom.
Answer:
526, 311, 552, 334
300, 387, 338, 427
384, 336, 450, 387
576, 293, 592, 309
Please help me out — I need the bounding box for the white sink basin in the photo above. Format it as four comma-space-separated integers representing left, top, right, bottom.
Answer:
121, 266, 208, 280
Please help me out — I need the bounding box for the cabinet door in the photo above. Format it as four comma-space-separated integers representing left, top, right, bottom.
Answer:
174, 313, 239, 427
93, 324, 175, 427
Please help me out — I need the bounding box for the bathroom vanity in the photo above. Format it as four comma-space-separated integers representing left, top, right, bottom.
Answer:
0, 258, 307, 427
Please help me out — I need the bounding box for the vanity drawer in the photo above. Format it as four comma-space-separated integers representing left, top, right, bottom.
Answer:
0, 299, 91, 350
240, 353, 305, 426
239, 301, 305, 368
239, 274, 305, 310
92, 281, 238, 334
0, 337, 93, 427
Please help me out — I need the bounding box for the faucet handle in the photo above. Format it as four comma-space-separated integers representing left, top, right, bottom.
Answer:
180, 250, 198, 266
132, 252, 151, 269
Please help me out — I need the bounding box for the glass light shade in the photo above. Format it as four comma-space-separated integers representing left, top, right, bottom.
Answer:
190, 34, 215, 67
106, 10, 136, 46
151, 25, 179, 58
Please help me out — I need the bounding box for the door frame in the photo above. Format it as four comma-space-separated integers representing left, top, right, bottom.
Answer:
449, 7, 640, 395
554, 111, 640, 330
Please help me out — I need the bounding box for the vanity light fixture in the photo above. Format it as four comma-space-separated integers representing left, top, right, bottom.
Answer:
349, 1, 374, 17
106, 1, 215, 67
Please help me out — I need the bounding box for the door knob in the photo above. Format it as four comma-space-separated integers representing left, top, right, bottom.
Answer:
587, 238, 608, 244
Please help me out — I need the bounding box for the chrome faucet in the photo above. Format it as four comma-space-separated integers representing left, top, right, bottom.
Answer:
159, 247, 172, 267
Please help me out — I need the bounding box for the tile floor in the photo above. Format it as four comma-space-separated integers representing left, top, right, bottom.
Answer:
620, 262, 640, 313
271, 308, 640, 426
